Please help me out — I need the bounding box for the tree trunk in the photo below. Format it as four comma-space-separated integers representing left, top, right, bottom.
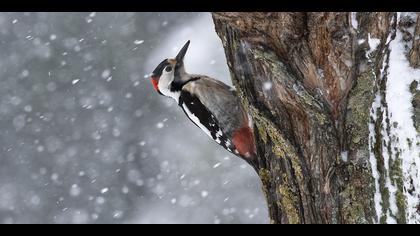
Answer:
212, 12, 420, 224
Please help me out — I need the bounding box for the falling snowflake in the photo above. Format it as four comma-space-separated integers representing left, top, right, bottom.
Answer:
201, 191, 209, 198
262, 82, 272, 91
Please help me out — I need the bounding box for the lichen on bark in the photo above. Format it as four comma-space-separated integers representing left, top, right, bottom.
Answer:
345, 69, 375, 162
410, 80, 420, 133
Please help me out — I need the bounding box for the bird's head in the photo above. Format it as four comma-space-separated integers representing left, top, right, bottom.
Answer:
150, 40, 190, 97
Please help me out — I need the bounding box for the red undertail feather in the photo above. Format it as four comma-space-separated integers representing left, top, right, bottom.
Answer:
232, 126, 256, 160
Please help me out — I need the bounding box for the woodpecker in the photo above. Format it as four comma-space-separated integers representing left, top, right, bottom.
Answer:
149, 40, 258, 169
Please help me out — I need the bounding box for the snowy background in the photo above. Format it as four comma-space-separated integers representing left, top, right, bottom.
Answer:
0, 12, 268, 224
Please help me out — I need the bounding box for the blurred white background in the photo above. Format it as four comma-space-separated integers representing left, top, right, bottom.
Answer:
0, 12, 268, 224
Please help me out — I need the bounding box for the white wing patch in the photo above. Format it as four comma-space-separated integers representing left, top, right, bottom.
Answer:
215, 130, 224, 144
182, 103, 214, 139
181, 103, 234, 153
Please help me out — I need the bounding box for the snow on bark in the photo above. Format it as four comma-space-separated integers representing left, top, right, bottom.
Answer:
368, 93, 385, 223
386, 13, 420, 223
369, 61, 399, 223
368, 12, 420, 224
351, 12, 358, 30
367, 34, 381, 58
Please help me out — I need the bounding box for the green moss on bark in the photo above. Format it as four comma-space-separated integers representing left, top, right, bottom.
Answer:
389, 153, 407, 223
346, 70, 375, 152
410, 80, 420, 133
259, 168, 271, 186
341, 184, 369, 223
277, 184, 300, 224
254, 110, 303, 180
341, 69, 378, 223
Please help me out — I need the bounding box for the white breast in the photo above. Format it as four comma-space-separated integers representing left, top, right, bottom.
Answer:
159, 86, 180, 103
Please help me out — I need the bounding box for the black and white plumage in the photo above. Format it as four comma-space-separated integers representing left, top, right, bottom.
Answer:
149, 40, 257, 168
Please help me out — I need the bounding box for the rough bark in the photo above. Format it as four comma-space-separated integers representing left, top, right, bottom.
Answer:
212, 12, 420, 224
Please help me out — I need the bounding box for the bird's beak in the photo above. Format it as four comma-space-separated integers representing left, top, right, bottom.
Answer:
175, 40, 190, 62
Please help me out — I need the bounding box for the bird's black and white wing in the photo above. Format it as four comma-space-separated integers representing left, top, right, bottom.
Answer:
178, 88, 235, 153
183, 76, 248, 131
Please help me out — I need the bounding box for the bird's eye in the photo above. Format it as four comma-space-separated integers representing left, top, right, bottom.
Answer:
165, 66, 172, 72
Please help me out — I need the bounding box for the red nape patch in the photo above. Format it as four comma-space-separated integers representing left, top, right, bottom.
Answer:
150, 78, 159, 92
232, 126, 256, 160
